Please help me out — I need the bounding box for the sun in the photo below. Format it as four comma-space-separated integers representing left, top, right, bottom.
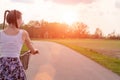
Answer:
61, 11, 79, 25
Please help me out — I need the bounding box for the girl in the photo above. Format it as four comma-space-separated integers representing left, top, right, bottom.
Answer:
0, 10, 38, 80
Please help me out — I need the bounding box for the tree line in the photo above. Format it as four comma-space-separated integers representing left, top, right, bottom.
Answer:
0, 20, 120, 39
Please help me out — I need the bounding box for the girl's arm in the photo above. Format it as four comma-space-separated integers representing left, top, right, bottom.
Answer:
23, 30, 38, 54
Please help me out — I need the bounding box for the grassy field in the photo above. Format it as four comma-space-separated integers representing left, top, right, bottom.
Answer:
51, 39, 120, 58
48, 39, 120, 75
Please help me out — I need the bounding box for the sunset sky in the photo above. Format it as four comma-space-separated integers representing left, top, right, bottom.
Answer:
0, 0, 120, 35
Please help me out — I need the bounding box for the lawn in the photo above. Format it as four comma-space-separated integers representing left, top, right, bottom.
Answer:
21, 44, 29, 54
49, 39, 120, 75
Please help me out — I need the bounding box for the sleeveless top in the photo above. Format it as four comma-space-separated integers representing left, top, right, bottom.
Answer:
0, 29, 23, 57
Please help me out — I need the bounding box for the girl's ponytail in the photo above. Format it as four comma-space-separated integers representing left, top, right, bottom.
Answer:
3, 10, 10, 29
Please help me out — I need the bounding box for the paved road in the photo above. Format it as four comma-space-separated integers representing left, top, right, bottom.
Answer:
26, 41, 120, 80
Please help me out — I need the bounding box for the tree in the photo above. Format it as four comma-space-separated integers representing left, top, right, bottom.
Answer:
22, 20, 90, 39
94, 28, 103, 38
107, 31, 120, 40
0, 23, 3, 29
0, 23, 7, 29
73, 22, 89, 38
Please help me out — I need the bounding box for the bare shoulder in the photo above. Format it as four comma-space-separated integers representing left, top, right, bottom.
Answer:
20, 29, 30, 41
21, 29, 29, 35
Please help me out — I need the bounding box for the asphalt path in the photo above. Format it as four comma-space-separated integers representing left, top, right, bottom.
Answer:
26, 41, 120, 80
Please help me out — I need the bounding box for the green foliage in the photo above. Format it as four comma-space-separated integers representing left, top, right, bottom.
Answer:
21, 44, 29, 54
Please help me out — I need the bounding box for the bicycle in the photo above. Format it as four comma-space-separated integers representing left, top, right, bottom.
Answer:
20, 50, 39, 70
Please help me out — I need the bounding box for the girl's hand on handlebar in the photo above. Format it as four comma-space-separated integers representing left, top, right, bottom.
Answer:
30, 49, 39, 55
34, 49, 39, 54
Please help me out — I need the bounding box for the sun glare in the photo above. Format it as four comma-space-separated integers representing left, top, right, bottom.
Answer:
61, 11, 79, 25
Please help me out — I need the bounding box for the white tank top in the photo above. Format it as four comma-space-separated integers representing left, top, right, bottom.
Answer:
0, 29, 23, 57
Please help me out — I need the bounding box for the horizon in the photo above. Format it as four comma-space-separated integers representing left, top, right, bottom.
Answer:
0, 0, 120, 35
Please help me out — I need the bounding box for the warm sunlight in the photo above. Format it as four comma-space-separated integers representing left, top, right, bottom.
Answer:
0, 0, 120, 34
61, 11, 79, 25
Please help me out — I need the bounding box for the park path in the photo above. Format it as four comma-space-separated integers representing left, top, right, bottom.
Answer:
26, 41, 120, 80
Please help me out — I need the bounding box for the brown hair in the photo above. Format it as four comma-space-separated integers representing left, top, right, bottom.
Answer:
3, 10, 22, 29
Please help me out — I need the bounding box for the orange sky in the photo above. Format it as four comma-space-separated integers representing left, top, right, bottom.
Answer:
0, 0, 120, 35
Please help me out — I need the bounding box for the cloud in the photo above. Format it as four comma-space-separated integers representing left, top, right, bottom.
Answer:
11, 0, 34, 3
50, 0, 95, 5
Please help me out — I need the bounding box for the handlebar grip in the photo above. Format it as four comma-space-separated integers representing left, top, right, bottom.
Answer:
29, 50, 39, 54
35, 50, 39, 53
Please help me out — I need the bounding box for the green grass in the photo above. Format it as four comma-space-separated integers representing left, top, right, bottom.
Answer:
49, 39, 120, 75
21, 44, 29, 54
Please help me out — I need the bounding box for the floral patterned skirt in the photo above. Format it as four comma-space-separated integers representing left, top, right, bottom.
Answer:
0, 57, 27, 80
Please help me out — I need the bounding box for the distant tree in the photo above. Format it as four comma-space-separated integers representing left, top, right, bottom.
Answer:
23, 20, 90, 39
73, 22, 89, 38
27, 20, 46, 38
107, 31, 115, 38
0, 23, 3, 29
28, 20, 41, 28
107, 31, 120, 40
0, 23, 7, 29
43, 22, 68, 38
94, 28, 103, 38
